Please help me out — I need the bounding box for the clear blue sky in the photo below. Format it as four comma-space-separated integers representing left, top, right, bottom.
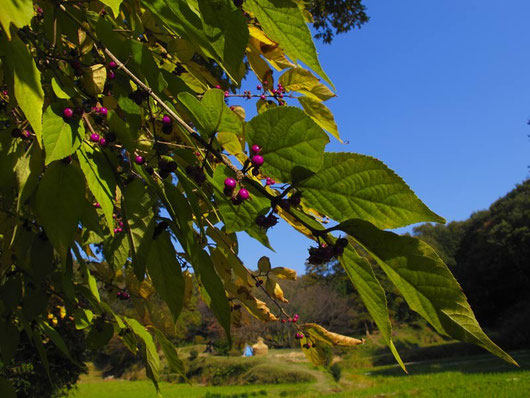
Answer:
235, 0, 530, 275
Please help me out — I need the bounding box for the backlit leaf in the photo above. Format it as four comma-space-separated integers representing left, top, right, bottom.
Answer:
337, 218, 518, 366
298, 95, 340, 141
298, 153, 445, 229
42, 104, 84, 165
303, 323, 364, 347
0, 0, 33, 39
247, 107, 329, 183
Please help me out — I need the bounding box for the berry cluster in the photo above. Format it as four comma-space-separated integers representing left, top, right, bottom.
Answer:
153, 220, 169, 239
280, 314, 300, 324
116, 290, 131, 300
186, 165, 206, 185
295, 332, 305, 340
224, 177, 250, 205
161, 114, 173, 134
249, 144, 265, 177
307, 238, 349, 265
158, 159, 178, 179
128, 89, 149, 105
108, 61, 117, 79
255, 213, 279, 230
112, 213, 124, 234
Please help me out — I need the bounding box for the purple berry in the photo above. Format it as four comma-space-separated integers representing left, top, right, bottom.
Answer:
251, 144, 261, 154
118, 221, 124, 227
21, 130, 31, 139
162, 115, 172, 125
99, 107, 108, 116
108, 71, 116, 79
90, 133, 100, 142
215, 85, 221, 89
108, 61, 117, 69
224, 91, 229, 98
134, 155, 145, 165
257, 84, 262, 90
224, 177, 237, 190
251, 155, 264, 167
99, 137, 107, 147
266, 177, 273, 186
94, 202, 101, 208
63, 107, 74, 119
237, 188, 250, 201
260, 94, 266, 100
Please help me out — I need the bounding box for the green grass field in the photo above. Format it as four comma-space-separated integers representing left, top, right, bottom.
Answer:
71, 350, 530, 398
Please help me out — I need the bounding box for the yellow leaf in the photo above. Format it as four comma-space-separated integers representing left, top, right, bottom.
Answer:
248, 26, 276, 46
265, 275, 288, 303
247, 43, 274, 84
298, 96, 341, 142
217, 132, 243, 155
270, 267, 297, 280
303, 323, 364, 347
82, 64, 107, 96
300, 335, 329, 366
279, 68, 335, 101
183, 270, 193, 308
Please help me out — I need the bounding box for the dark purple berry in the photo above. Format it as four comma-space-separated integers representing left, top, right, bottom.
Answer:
11, 128, 21, 138
99, 137, 107, 147
162, 124, 172, 134
105, 132, 116, 142
108, 61, 117, 69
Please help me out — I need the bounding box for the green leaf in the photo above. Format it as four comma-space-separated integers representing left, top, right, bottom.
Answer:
108, 109, 138, 153
36, 162, 86, 259
298, 96, 340, 142
279, 67, 335, 101
0, 376, 16, 398
178, 89, 240, 136
74, 308, 94, 330
247, 106, 329, 183
191, 249, 232, 344
42, 104, 84, 165
153, 328, 188, 381
337, 218, 518, 366
339, 244, 406, 371
147, 231, 185, 322
141, 0, 239, 83
244, 0, 333, 87
1, 33, 44, 143
198, 0, 248, 83
39, 320, 75, 362
298, 153, 445, 229
0, 0, 33, 39
124, 317, 160, 389
104, 232, 130, 270
100, 0, 123, 18
51, 77, 74, 99
15, 141, 43, 211
0, 319, 19, 364
78, 142, 116, 230
124, 179, 155, 280
212, 165, 272, 249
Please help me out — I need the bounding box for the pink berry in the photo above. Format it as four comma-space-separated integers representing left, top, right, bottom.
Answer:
90, 133, 100, 142
100, 107, 108, 116
260, 95, 266, 100
118, 221, 124, 227
266, 178, 273, 186
21, 130, 31, 139
94, 202, 101, 208
257, 85, 262, 90
134, 155, 145, 165
63, 107, 74, 119
215, 85, 221, 89
162, 115, 172, 125
237, 188, 249, 201
99, 137, 107, 147
224, 91, 229, 98
109, 61, 117, 69
114, 228, 120, 234
224, 177, 237, 190
251, 144, 261, 154
108, 71, 115, 79
251, 155, 264, 167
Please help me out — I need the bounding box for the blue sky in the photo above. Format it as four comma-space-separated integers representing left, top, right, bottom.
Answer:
235, 0, 530, 275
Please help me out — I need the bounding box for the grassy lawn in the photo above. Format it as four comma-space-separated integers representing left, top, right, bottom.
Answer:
71, 350, 530, 398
